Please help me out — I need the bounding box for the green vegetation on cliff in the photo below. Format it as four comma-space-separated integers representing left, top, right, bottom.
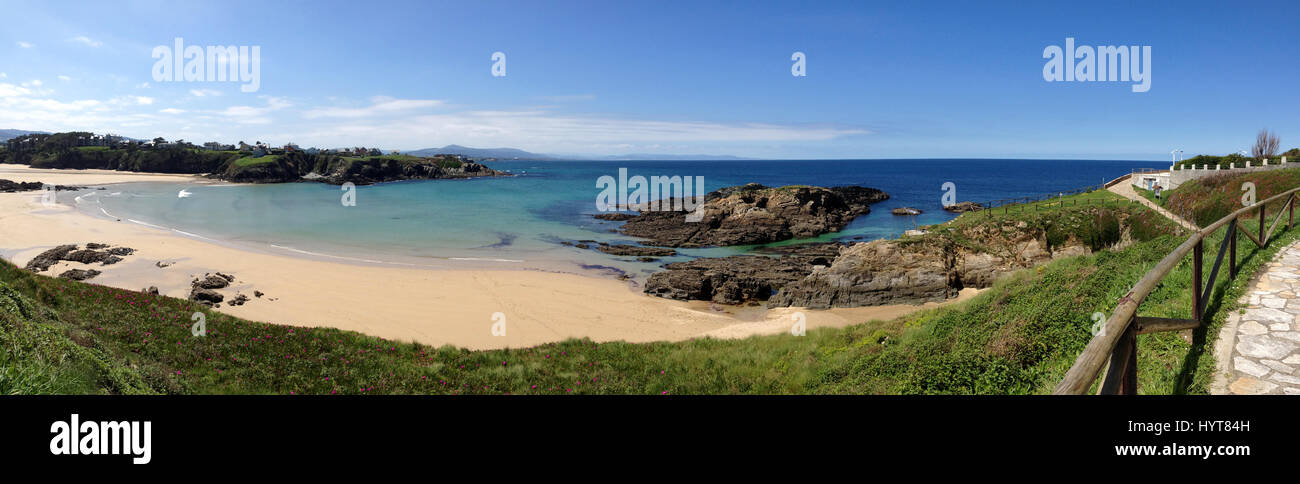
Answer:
932, 189, 1178, 253
0, 136, 499, 185
1165, 167, 1300, 227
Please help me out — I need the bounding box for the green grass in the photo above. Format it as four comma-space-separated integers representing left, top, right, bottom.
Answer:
1, 184, 1294, 395
928, 189, 1179, 254
1132, 186, 1166, 207
73, 146, 111, 152
1166, 167, 1300, 227
232, 154, 280, 167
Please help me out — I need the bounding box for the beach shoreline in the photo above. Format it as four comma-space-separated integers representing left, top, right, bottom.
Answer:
0, 163, 980, 350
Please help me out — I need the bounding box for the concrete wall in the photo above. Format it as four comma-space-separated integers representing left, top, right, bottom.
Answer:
1165, 157, 1295, 190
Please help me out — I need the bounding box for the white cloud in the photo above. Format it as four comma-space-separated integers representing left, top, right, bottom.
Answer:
214, 96, 291, 124
67, 36, 102, 48
160, 108, 185, 114
134, 96, 154, 105
136, 82, 150, 88
302, 96, 442, 119
189, 88, 222, 97
16, 41, 33, 48
58, 75, 72, 82
22, 79, 42, 87
0, 83, 32, 97
0, 72, 6, 79
283, 98, 868, 153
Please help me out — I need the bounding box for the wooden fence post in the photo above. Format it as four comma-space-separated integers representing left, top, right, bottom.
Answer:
1193, 240, 1203, 322
1230, 221, 1237, 278
1260, 202, 1267, 246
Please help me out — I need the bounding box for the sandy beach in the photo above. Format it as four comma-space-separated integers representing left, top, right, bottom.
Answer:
0, 163, 979, 350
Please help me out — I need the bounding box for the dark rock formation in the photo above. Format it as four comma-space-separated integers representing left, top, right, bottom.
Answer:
892, 207, 923, 215
142, 286, 159, 295
59, 269, 101, 281
189, 287, 224, 306
943, 201, 984, 213
767, 219, 1104, 309
617, 184, 888, 247
643, 249, 838, 305
594, 244, 677, 257
25, 245, 78, 272
593, 212, 637, 221
194, 274, 230, 289
24, 243, 136, 272
63, 249, 112, 264
228, 294, 249, 306
0, 179, 43, 192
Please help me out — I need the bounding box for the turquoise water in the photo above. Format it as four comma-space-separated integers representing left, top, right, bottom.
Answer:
76, 159, 1167, 278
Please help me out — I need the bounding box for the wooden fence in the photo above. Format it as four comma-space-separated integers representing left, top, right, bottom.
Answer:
1054, 187, 1299, 394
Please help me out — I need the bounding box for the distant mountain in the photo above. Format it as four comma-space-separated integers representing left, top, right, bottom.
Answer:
405, 145, 557, 160
0, 129, 49, 142
590, 153, 751, 161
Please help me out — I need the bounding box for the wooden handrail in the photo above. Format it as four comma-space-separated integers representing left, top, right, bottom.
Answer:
1053, 186, 1300, 394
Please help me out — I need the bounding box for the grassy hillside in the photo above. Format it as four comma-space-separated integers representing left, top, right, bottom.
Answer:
1165, 167, 1300, 227
1, 188, 1294, 395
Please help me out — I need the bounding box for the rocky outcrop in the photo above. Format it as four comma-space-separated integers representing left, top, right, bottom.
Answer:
189, 287, 224, 306
311, 157, 506, 185
0, 179, 43, 192
193, 273, 234, 289
892, 207, 922, 215
943, 201, 984, 213
25, 245, 78, 272
617, 184, 888, 247
643, 206, 1166, 308
0, 179, 97, 192
593, 213, 637, 221
595, 244, 677, 257
642, 243, 845, 304
767, 219, 1106, 309
24, 243, 135, 272
189, 273, 240, 306
59, 269, 101, 281
222, 152, 508, 185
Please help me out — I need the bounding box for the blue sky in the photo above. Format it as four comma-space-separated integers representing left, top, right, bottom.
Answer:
1, 0, 1297, 160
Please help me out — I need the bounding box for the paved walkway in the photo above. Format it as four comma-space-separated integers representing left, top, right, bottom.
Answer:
1213, 239, 1300, 395
1106, 178, 1199, 231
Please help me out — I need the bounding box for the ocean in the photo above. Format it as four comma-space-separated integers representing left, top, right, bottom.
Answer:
77, 159, 1168, 279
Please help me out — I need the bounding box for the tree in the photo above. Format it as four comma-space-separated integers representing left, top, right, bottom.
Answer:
1252, 129, 1280, 160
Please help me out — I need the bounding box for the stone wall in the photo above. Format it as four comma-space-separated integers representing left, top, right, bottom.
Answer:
1165, 157, 1295, 190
